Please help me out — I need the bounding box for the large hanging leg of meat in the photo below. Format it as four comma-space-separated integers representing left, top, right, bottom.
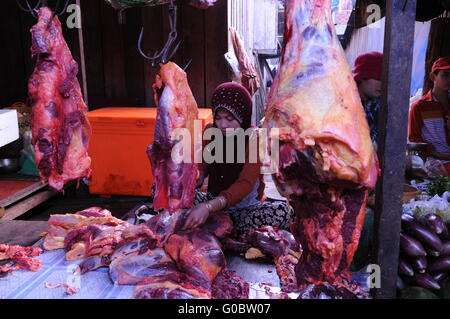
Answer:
28, 7, 91, 192
147, 62, 199, 213
262, 0, 378, 297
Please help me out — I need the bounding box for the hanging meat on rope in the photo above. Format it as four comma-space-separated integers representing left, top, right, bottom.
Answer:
262, 0, 379, 298
229, 27, 260, 96
28, 7, 91, 191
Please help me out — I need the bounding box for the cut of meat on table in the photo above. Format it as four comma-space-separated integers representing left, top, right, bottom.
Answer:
133, 272, 211, 299
262, 0, 378, 297
211, 269, 249, 299
64, 224, 128, 261
109, 244, 177, 285
0, 244, 42, 273
43, 207, 128, 251
28, 7, 91, 192
164, 230, 226, 288
147, 62, 199, 213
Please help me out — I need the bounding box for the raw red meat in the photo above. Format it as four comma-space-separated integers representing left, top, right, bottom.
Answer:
164, 230, 226, 287
229, 27, 260, 96
147, 62, 199, 213
0, 244, 42, 272
261, 0, 379, 296
109, 245, 177, 285
211, 269, 249, 299
28, 7, 91, 191
43, 207, 127, 251
134, 272, 211, 299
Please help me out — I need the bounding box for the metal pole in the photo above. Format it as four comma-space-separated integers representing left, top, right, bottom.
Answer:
76, 0, 88, 107
372, 0, 417, 299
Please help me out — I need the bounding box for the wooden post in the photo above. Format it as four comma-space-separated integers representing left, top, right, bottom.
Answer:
372, 0, 417, 299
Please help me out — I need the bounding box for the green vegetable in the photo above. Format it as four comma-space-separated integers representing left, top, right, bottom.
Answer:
400, 286, 440, 299
426, 177, 450, 197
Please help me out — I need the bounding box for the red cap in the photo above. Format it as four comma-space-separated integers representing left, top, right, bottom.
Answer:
211, 82, 253, 130
431, 56, 450, 73
353, 51, 383, 82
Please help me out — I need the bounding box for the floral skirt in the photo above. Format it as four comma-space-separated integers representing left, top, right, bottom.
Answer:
194, 190, 294, 233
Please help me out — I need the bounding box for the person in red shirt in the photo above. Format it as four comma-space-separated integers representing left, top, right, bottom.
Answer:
409, 56, 450, 174
183, 82, 293, 232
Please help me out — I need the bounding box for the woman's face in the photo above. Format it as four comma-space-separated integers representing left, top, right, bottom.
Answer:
214, 108, 241, 136
358, 78, 382, 100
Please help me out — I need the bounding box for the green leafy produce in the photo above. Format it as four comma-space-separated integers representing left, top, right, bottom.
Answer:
426, 177, 450, 197
400, 287, 440, 299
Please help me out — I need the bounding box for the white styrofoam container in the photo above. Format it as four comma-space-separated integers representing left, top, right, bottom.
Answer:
0, 109, 19, 148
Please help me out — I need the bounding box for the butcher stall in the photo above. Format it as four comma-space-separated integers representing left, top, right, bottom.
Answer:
0, 0, 449, 301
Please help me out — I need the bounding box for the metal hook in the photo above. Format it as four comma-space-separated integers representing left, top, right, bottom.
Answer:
138, 0, 180, 67
183, 59, 193, 72
16, 0, 70, 18
16, 0, 41, 18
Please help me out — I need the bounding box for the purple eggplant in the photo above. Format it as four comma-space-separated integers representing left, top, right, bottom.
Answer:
398, 258, 414, 277
400, 233, 427, 257
442, 242, 450, 257
403, 219, 443, 252
410, 256, 427, 273
419, 214, 446, 235
432, 272, 448, 283
401, 214, 416, 228
439, 224, 450, 240
428, 256, 450, 273
412, 273, 441, 290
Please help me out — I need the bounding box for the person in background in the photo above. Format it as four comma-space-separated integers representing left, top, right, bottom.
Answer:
352, 51, 383, 145
182, 82, 293, 233
409, 56, 450, 175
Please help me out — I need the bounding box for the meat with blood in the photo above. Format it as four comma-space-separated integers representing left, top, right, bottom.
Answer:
0, 244, 42, 273
28, 7, 91, 191
147, 62, 199, 213
262, 0, 378, 296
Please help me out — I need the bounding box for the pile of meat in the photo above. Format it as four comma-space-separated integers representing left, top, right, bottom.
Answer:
0, 244, 42, 273
28, 7, 91, 191
42, 207, 301, 299
43, 207, 233, 298
262, 0, 379, 298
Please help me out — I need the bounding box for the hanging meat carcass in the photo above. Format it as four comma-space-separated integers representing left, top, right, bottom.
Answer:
229, 27, 260, 96
262, 0, 379, 297
28, 7, 91, 192
147, 62, 199, 213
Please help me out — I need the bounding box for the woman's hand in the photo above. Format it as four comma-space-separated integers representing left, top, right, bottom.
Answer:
182, 203, 210, 230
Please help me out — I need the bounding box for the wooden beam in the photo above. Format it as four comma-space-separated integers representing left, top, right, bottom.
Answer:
2, 189, 57, 221
371, 0, 417, 299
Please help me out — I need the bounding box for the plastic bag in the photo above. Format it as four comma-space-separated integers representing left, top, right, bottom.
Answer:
403, 191, 450, 222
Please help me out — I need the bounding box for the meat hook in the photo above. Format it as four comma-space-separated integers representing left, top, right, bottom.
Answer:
15, 0, 41, 18
138, 0, 181, 67
16, 0, 71, 17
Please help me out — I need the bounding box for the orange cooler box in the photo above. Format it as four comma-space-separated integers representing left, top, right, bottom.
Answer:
88, 107, 213, 196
